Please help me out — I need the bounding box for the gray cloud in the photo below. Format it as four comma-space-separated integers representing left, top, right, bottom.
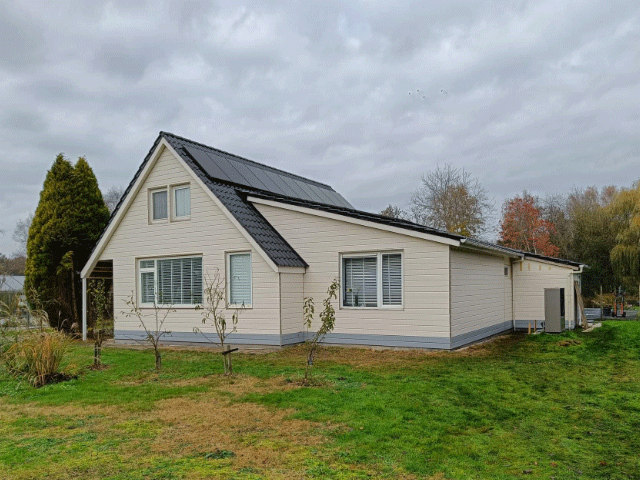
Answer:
1, 0, 639, 253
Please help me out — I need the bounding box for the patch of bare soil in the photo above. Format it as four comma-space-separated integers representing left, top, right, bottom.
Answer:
152, 392, 328, 473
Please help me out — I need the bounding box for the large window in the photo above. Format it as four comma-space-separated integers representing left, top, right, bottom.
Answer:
342, 252, 402, 308
139, 256, 202, 306
228, 252, 252, 307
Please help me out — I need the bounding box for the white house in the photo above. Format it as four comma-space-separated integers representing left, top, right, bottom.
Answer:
81, 133, 585, 349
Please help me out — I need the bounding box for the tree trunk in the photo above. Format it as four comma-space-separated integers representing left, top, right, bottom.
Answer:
94, 343, 101, 367
155, 352, 162, 370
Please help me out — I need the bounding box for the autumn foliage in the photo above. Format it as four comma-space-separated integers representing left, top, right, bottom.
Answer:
500, 193, 559, 257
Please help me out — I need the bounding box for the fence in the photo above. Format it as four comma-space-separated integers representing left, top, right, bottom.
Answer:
584, 307, 638, 320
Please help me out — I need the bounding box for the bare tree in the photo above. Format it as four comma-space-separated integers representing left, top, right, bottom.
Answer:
409, 164, 493, 237
103, 186, 125, 214
122, 293, 174, 370
12, 213, 33, 257
303, 279, 339, 385
541, 194, 570, 258
88, 279, 112, 368
194, 270, 241, 376
379, 204, 406, 220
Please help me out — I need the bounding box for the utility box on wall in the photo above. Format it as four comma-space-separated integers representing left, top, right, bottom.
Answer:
544, 288, 565, 333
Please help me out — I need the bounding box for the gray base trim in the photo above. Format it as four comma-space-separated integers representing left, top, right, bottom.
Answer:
450, 320, 513, 349
514, 320, 545, 330
117, 321, 515, 351
320, 332, 450, 349
115, 330, 282, 346
281, 332, 305, 345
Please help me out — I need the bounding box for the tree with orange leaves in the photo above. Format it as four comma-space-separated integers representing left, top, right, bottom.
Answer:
499, 192, 559, 257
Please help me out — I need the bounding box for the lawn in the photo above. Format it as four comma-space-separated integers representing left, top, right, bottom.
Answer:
1, 322, 639, 479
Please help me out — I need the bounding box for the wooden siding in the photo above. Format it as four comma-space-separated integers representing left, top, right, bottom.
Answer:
450, 250, 512, 337
98, 146, 281, 337
255, 203, 451, 339
280, 273, 304, 336
512, 259, 576, 329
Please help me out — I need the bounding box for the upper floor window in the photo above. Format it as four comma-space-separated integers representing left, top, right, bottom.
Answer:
342, 252, 403, 308
149, 184, 191, 223
151, 189, 168, 221
173, 186, 191, 218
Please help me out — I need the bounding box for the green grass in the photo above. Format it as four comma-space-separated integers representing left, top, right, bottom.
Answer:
1, 322, 640, 479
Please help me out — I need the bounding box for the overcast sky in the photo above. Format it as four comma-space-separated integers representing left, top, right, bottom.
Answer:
1, 0, 639, 254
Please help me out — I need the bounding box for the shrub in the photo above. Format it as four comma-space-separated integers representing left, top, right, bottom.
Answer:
2, 331, 69, 387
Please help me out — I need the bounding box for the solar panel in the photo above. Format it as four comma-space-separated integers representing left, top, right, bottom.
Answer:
184, 146, 232, 182
245, 164, 284, 195
292, 178, 325, 203
263, 170, 297, 197
183, 144, 353, 208
207, 151, 249, 186
227, 158, 268, 191
278, 175, 311, 200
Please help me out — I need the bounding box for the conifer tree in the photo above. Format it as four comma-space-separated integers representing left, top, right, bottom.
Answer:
25, 154, 110, 329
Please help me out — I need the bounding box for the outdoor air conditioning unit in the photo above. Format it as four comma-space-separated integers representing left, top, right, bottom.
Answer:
544, 288, 565, 333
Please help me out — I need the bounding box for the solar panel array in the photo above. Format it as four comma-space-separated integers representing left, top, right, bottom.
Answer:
183, 145, 353, 209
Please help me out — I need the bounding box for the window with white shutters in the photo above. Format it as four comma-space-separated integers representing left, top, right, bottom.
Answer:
174, 186, 191, 218
138, 256, 202, 306
228, 253, 252, 307
342, 252, 403, 308
152, 190, 168, 220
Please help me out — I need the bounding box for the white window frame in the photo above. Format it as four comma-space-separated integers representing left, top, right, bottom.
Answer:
149, 187, 168, 223
171, 184, 191, 221
226, 251, 253, 309
137, 255, 203, 308
340, 251, 404, 309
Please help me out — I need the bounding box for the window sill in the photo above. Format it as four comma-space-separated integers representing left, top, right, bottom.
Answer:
340, 305, 404, 311
227, 304, 252, 310
172, 215, 191, 222
139, 304, 201, 310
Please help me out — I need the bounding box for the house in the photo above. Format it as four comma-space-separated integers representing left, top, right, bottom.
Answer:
81, 133, 585, 349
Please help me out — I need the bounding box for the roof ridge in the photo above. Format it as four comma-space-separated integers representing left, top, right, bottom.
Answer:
160, 131, 335, 190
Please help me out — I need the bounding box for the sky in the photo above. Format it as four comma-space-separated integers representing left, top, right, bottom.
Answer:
1, 0, 639, 254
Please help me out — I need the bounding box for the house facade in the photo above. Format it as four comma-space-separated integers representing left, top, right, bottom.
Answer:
81, 133, 584, 349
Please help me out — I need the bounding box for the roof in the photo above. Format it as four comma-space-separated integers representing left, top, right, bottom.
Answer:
0, 275, 25, 292
163, 133, 311, 268
461, 238, 584, 269
166, 132, 352, 209
88, 132, 584, 272
242, 190, 463, 242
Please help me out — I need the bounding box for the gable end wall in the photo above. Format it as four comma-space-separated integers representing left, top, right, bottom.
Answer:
99, 147, 281, 344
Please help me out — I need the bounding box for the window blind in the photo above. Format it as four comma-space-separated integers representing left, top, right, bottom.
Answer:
152, 190, 168, 220
174, 187, 190, 217
229, 253, 251, 306
382, 254, 402, 305
343, 256, 378, 307
141, 272, 155, 304
154, 257, 202, 305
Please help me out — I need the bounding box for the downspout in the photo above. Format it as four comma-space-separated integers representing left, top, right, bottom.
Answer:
82, 277, 87, 341
511, 256, 524, 330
